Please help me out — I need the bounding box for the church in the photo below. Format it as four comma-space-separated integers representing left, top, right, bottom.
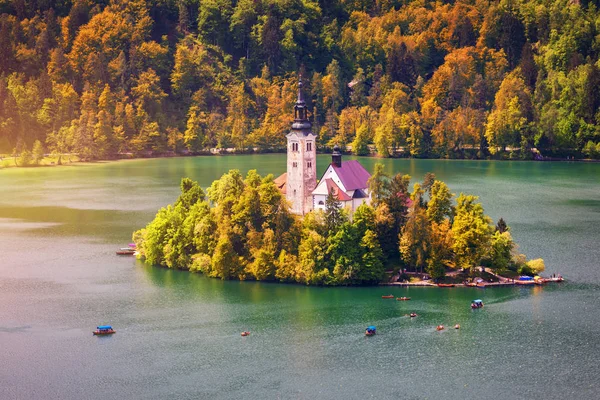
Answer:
275, 76, 372, 215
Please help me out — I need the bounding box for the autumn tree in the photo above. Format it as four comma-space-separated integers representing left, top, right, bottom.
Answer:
451, 194, 493, 271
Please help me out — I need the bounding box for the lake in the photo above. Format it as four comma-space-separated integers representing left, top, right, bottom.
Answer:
1, 155, 599, 399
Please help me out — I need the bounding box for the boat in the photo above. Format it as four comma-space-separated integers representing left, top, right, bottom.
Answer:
436, 325, 444, 331
454, 324, 460, 329
93, 325, 116, 335
241, 331, 250, 337
437, 283, 455, 287
396, 297, 411, 301
410, 313, 417, 318
381, 295, 394, 299
515, 276, 535, 285
116, 247, 135, 255
471, 299, 484, 309
365, 326, 376, 336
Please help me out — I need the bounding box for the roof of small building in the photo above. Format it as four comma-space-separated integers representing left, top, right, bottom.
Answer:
274, 173, 287, 195
324, 178, 352, 201
332, 160, 371, 191
352, 188, 368, 199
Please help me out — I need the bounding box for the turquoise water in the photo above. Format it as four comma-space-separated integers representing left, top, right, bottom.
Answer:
0, 155, 599, 399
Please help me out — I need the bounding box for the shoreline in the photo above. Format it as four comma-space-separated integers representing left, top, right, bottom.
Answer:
2, 150, 599, 170
380, 277, 564, 287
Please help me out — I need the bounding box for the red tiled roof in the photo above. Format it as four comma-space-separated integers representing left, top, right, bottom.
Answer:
332, 160, 371, 191
325, 178, 352, 201
274, 173, 287, 195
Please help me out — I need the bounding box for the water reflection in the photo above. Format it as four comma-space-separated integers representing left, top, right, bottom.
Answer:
1, 156, 599, 399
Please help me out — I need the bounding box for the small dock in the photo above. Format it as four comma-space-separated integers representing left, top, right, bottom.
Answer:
381, 276, 564, 288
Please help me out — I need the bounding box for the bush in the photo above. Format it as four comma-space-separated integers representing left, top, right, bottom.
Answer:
526, 258, 545, 274
18, 150, 32, 167
582, 141, 600, 159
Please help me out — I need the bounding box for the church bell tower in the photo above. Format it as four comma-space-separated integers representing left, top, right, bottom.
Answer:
286, 74, 317, 215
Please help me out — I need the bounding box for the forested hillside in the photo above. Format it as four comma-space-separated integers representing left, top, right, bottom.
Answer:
1, 0, 599, 162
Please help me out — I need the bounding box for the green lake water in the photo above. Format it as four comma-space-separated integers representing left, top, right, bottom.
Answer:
1, 155, 599, 399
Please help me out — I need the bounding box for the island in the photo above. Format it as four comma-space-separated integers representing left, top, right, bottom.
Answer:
133, 166, 546, 286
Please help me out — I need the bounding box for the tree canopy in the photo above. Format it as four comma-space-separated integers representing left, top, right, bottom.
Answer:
1, 0, 599, 160
134, 166, 541, 285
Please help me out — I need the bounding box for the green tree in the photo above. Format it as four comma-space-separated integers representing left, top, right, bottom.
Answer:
426, 180, 453, 223
18, 149, 32, 167
367, 163, 389, 207
352, 123, 370, 155
486, 230, 513, 271
297, 229, 328, 284
211, 232, 237, 279
324, 187, 347, 235
248, 229, 277, 281
399, 199, 430, 272
31, 139, 44, 165
451, 194, 493, 271
485, 70, 532, 155
426, 220, 453, 280
358, 229, 384, 283
496, 217, 509, 233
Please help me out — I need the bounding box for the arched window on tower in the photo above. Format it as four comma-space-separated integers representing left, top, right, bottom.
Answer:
307, 142, 312, 152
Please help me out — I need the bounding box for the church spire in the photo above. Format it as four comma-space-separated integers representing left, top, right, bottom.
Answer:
292, 72, 311, 130
297, 73, 305, 104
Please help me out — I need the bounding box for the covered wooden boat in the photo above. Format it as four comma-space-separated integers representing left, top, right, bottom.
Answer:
93, 325, 116, 335
515, 276, 535, 285
116, 247, 135, 255
471, 299, 484, 309
365, 326, 376, 336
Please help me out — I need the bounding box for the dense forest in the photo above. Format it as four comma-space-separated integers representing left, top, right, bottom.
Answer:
133, 168, 544, 285
1, 0, 600, 163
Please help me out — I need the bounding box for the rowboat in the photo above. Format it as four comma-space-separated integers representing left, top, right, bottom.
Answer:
396, 297, 411, 301
365, 326, 376, 336
93, 325, 116, 335
116, 247, 135, 255
471, 299, 484, 309
381, 295, 394, 299
437, 283, 455, 287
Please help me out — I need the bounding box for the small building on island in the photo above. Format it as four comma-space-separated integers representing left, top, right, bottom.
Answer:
276, 76, 372, 215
